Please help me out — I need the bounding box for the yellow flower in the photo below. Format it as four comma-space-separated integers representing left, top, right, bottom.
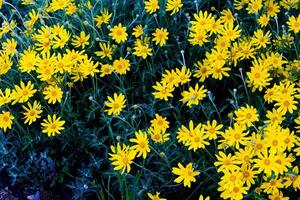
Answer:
176, 122, 192, 145
113, 57, 130, 74
221, 124, 249, 149
172, 163, 200, 188
220, 182, 247, 200
150, 114, 169, 133
282, 166, 300, 189
261, 177, 284, 194
43, 85, 63, 104
95, 42, 113, 60
22, 101, 43, 125
130, 130, 150, 159
72, 31, 90, 48
148, 127, 170, 143
219, 170, 243, 191
81, 57, 100, 77
144, 0, 160, 14
190, 11, 214, 32
266, 0, 280, 17
235, 105, 259, 127
33, 26, 52, 53
2, 38, 17, 56
188, 30, 209, 46
268, 191, 289, 200
166, 0, 183, 16
66, 4, 77, 15
185, 120, 209, 151
210, 64, 231, 80
11, 81, 37, 105
36, 52, 56, 81
48, 0, 71, 12
133, 38, 152, 59
219, 23, 241, 41
147, 192, 166, 200
41, 114, 65, 137
104, 93, 126, 116
161, 69, 180, 87
252, 29, 272, 48
109, 23, 128, 44
240, 166, 257, 187
287, 14, 300, 33
267, 51, 288, 69
248, 133, 267, 155
19, 48, 37, 73
203, 120, 223, 140
24, 9, 39, 28
220, 9, 235, 25
258, 14, 270, 27
100, 64, 113, 77
132, 24, 144, 38
207, 48, 229, 67
180, 83, 207, 107
246, 58, 272, 92
0, 111, 14, 133
246, 0, 263, 14
176, 66, 191, 85
0, 52, 13, 76
253, 151, 279, 176
209, 18, 223, 34
265, 108, 285, 124
52, 27, 70, 49
274, 95, 297, 114
214, 152, 240, 172
0, 88, 12, 106
94, 9, 112, 28
109, 143, 136, 174
54, 53, 73, 74
281, 128, 297, 152
152, 28, 169, 47
194, 60, 212, 82
152, 82, 174, 101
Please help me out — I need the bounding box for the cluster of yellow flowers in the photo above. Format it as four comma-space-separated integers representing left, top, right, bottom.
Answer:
0, 0, 300, 199
106, 0, 300, 199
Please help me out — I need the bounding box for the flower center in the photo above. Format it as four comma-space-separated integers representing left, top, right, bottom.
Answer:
264, 159, 271, 165
246, 113, 252, 119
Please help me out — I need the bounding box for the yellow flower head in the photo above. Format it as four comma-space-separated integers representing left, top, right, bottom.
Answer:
109, 143, 136, 174
166, 0, 183, 16
152, 28, 169, 47
41, 114, 65, 137
145, 0, 160, 14
0, 111, 14, 133
234, 104, 259, 127
172, 162, 200, 188
104, 93, 126, 116
43, 84, 63, 104
22, 101, 43, 125
72, 31, 90, 49
287, 15, 300, 33
11, 81, 37, 105
109, 23, 128, 44
180, 84, 207, 107
113, 57, 130, 74
152, 81, 174, 101
129, 130, 150, 159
